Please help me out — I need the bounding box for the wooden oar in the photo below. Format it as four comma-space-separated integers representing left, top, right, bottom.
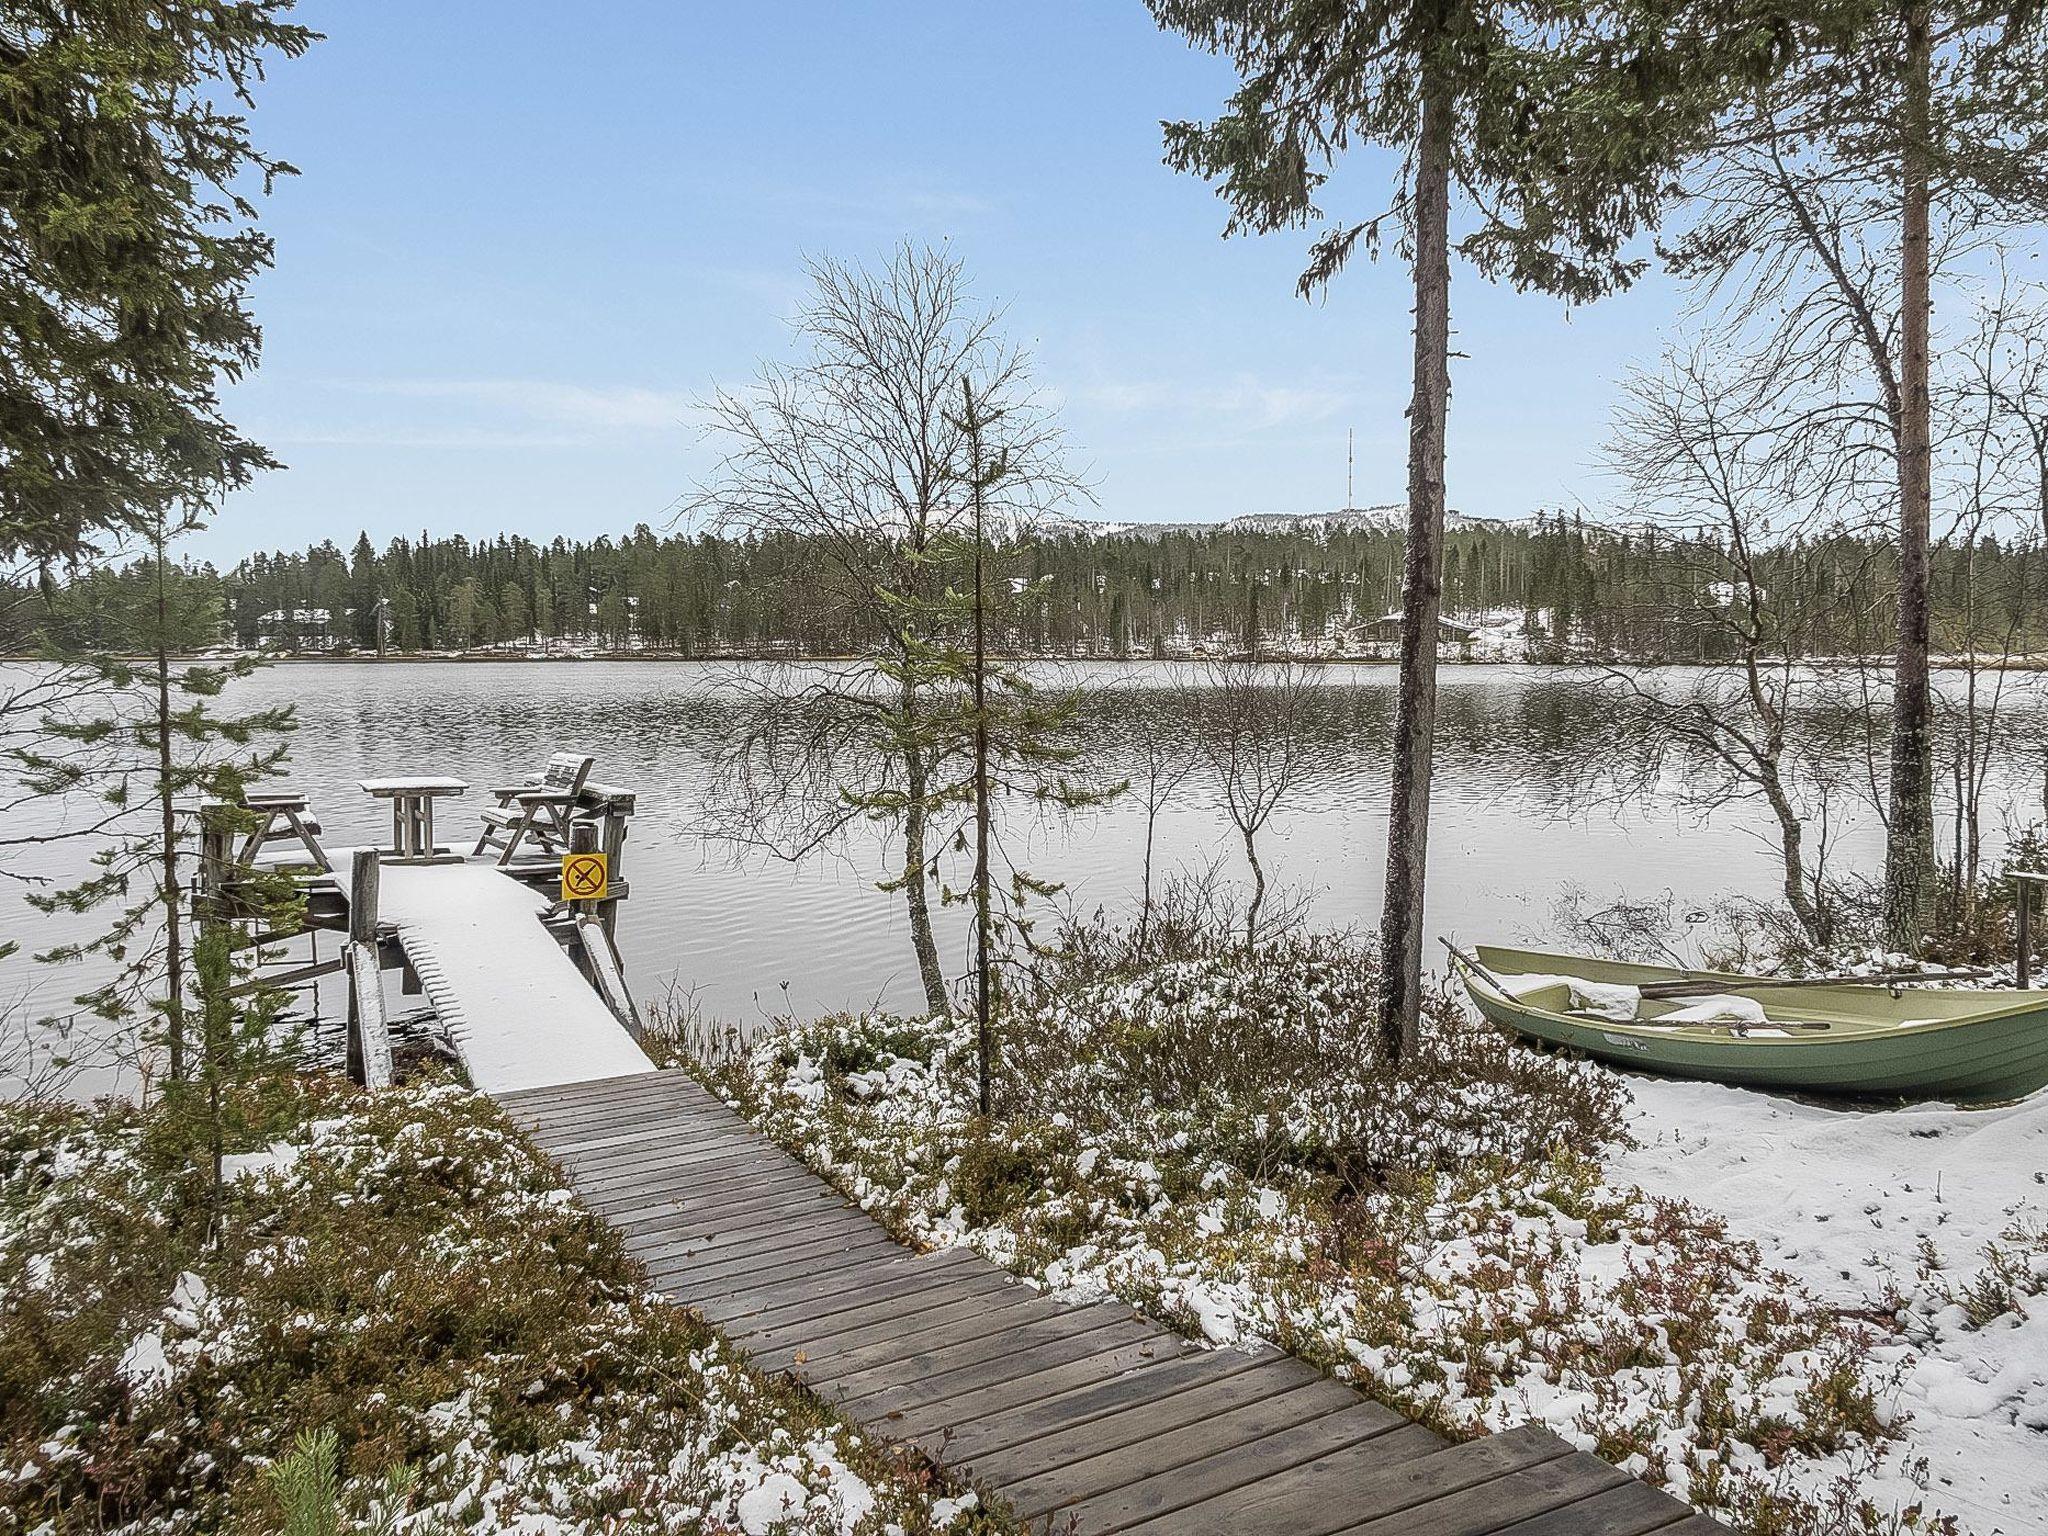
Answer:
1439, 939, 1514, 995
1638, 966, 1994, 1001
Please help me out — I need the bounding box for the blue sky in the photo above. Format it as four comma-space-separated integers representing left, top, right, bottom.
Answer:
206, 1, 1697, 563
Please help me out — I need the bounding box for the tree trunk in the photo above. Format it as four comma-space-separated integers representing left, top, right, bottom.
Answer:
1762, 764, 1824, 944
1375, 62, 1454, 1062
156, 540, 186, 1083
1138, 805, 1158, 954
1884, 0, 1936, 953
1242, 824, 1265, 948
969, 382, 994, 1117
901, 739, 949, 1017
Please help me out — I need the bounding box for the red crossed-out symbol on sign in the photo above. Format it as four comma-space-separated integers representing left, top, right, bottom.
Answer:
562, 854, 606, 897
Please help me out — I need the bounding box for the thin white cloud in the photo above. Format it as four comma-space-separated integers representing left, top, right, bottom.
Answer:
366, 379, 698, 433
258, 424, 599, 451
1074, 373, 1354, 433
746, 177, 1000, 233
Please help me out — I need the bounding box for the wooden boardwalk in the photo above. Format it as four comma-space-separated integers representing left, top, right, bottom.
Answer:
500, 1070, 1723, 1536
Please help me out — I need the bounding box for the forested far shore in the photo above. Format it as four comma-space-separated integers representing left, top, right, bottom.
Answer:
9, 511, 2044, 662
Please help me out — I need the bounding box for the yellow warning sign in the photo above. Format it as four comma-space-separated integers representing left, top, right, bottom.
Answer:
561, 851, 609, 901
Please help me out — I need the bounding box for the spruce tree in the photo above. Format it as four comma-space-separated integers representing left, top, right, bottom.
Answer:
24, 511, 297, 1086
1147, 0, 1795, 1056
0, 0, 312, 567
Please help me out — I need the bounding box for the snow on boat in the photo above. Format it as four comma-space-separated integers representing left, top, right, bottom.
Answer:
1453, 944, 2048, 1103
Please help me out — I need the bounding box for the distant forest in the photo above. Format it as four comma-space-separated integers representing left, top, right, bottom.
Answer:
7, 513, 2043, 661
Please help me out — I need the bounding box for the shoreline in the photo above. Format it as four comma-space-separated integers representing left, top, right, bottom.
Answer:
10, 650, 2047, 671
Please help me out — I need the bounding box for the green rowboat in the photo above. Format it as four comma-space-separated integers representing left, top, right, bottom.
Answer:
1454, 945, 2048, 1102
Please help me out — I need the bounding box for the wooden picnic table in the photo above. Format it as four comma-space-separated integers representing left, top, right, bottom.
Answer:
359, 776, 468, 864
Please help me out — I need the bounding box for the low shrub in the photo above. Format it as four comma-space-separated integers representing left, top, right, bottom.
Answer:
0, 1075, 999, 1535
695, 918, 1902, 1536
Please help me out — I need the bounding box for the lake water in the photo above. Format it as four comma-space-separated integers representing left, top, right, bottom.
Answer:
7, 660, 2046, 1093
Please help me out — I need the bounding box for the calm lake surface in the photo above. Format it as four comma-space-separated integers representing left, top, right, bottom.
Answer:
8, 660, 2047, 1091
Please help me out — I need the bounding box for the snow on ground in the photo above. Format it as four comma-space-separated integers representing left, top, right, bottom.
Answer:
1616, 1076, 2048, 1533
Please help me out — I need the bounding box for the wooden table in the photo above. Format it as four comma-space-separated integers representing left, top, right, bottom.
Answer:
359, 776, 469, 864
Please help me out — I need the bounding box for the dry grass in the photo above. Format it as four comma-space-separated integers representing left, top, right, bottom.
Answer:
0, 1074, 1005, 1535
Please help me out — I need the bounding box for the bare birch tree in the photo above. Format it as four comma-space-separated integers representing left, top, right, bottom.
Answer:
1199, 657, 1320, 946
1118, 674, 1201, 955
1667, 13, 2048, 948
686, 245, 1086, 1016
1597, 347, 1886, 946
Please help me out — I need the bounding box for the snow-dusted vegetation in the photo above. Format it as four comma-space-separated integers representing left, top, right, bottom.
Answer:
686, 925, 2043, 1536
0, 1078, 996, 1536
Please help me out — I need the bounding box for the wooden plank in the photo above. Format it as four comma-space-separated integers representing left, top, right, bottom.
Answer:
825, 1305, 1155, 1406
498, 1070, 674, 1111
790, 1292, 1081, 1386
754, 1285, 1050, 1375
961, 1362, 1349, 1494
527, 1097, 749, 1146
888, 1333, 1205, 1447
618, 1149, 825, 1197
614, 1185, 853, 1244
672, 1248, 926, 1309
560, 1140, 803, 1192
536, 1116, 756, 1163
623, 1211, 889, 1276
1476, 1481, 1699, 1536
589, 1149, 823, 1206
705, 1249, 987, 1331
625, 1209, 887, 1273
934, 1348, 1277, 1464
994, 1377, 1369, 1518
601, 1173, 852, 1232
611, 1164, 841, 1216
346, 940, 392, 1090
744, 1277, 1031, 1368
1333, 1447, 1627, 1536
1126, 1422, 1572, 1536
501, 1069, 695, 1115
839, 1317, 1179, 1423
749, 1276, 1043, 1362
552, 1138, 782, 1187
649, 1231, 907, 1298
514, 1081, 726, 1132
518, 1080, 735, 1130
1054, 1415, 1441, 1536
567, 1141, 795, 1195
589, 1168, 829, 1228
714, 1253, 998, 1332
622, 1212, 880, 1269
577, 913, 643, 1035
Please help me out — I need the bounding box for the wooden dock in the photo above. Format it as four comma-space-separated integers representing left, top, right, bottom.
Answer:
210, 770, 653, 1094
500, 1070, 1723, 1536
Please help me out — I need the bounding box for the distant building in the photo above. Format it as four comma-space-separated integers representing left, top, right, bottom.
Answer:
1357, 611, 1478, 646
255, 607, 337, 651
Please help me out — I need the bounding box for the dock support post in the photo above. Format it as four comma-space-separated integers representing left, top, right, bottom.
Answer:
600, 803, 627, 949
346, 849, 393, 1088
571, 821, 644, 1041
196, 806, 233, 944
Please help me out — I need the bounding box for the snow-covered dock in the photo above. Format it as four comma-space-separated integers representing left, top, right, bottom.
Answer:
212, 770, 653, 1095
377, 862, 653, 1094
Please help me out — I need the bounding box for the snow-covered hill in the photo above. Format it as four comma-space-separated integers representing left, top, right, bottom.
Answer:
1088, 505, 1527, 539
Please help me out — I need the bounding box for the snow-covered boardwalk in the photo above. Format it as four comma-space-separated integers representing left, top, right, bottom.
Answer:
378, 863, 653, 1094
499, 1069, 1724, 1536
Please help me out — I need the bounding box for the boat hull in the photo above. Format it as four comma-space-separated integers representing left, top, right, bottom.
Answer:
1463, 946, 2048, 1103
